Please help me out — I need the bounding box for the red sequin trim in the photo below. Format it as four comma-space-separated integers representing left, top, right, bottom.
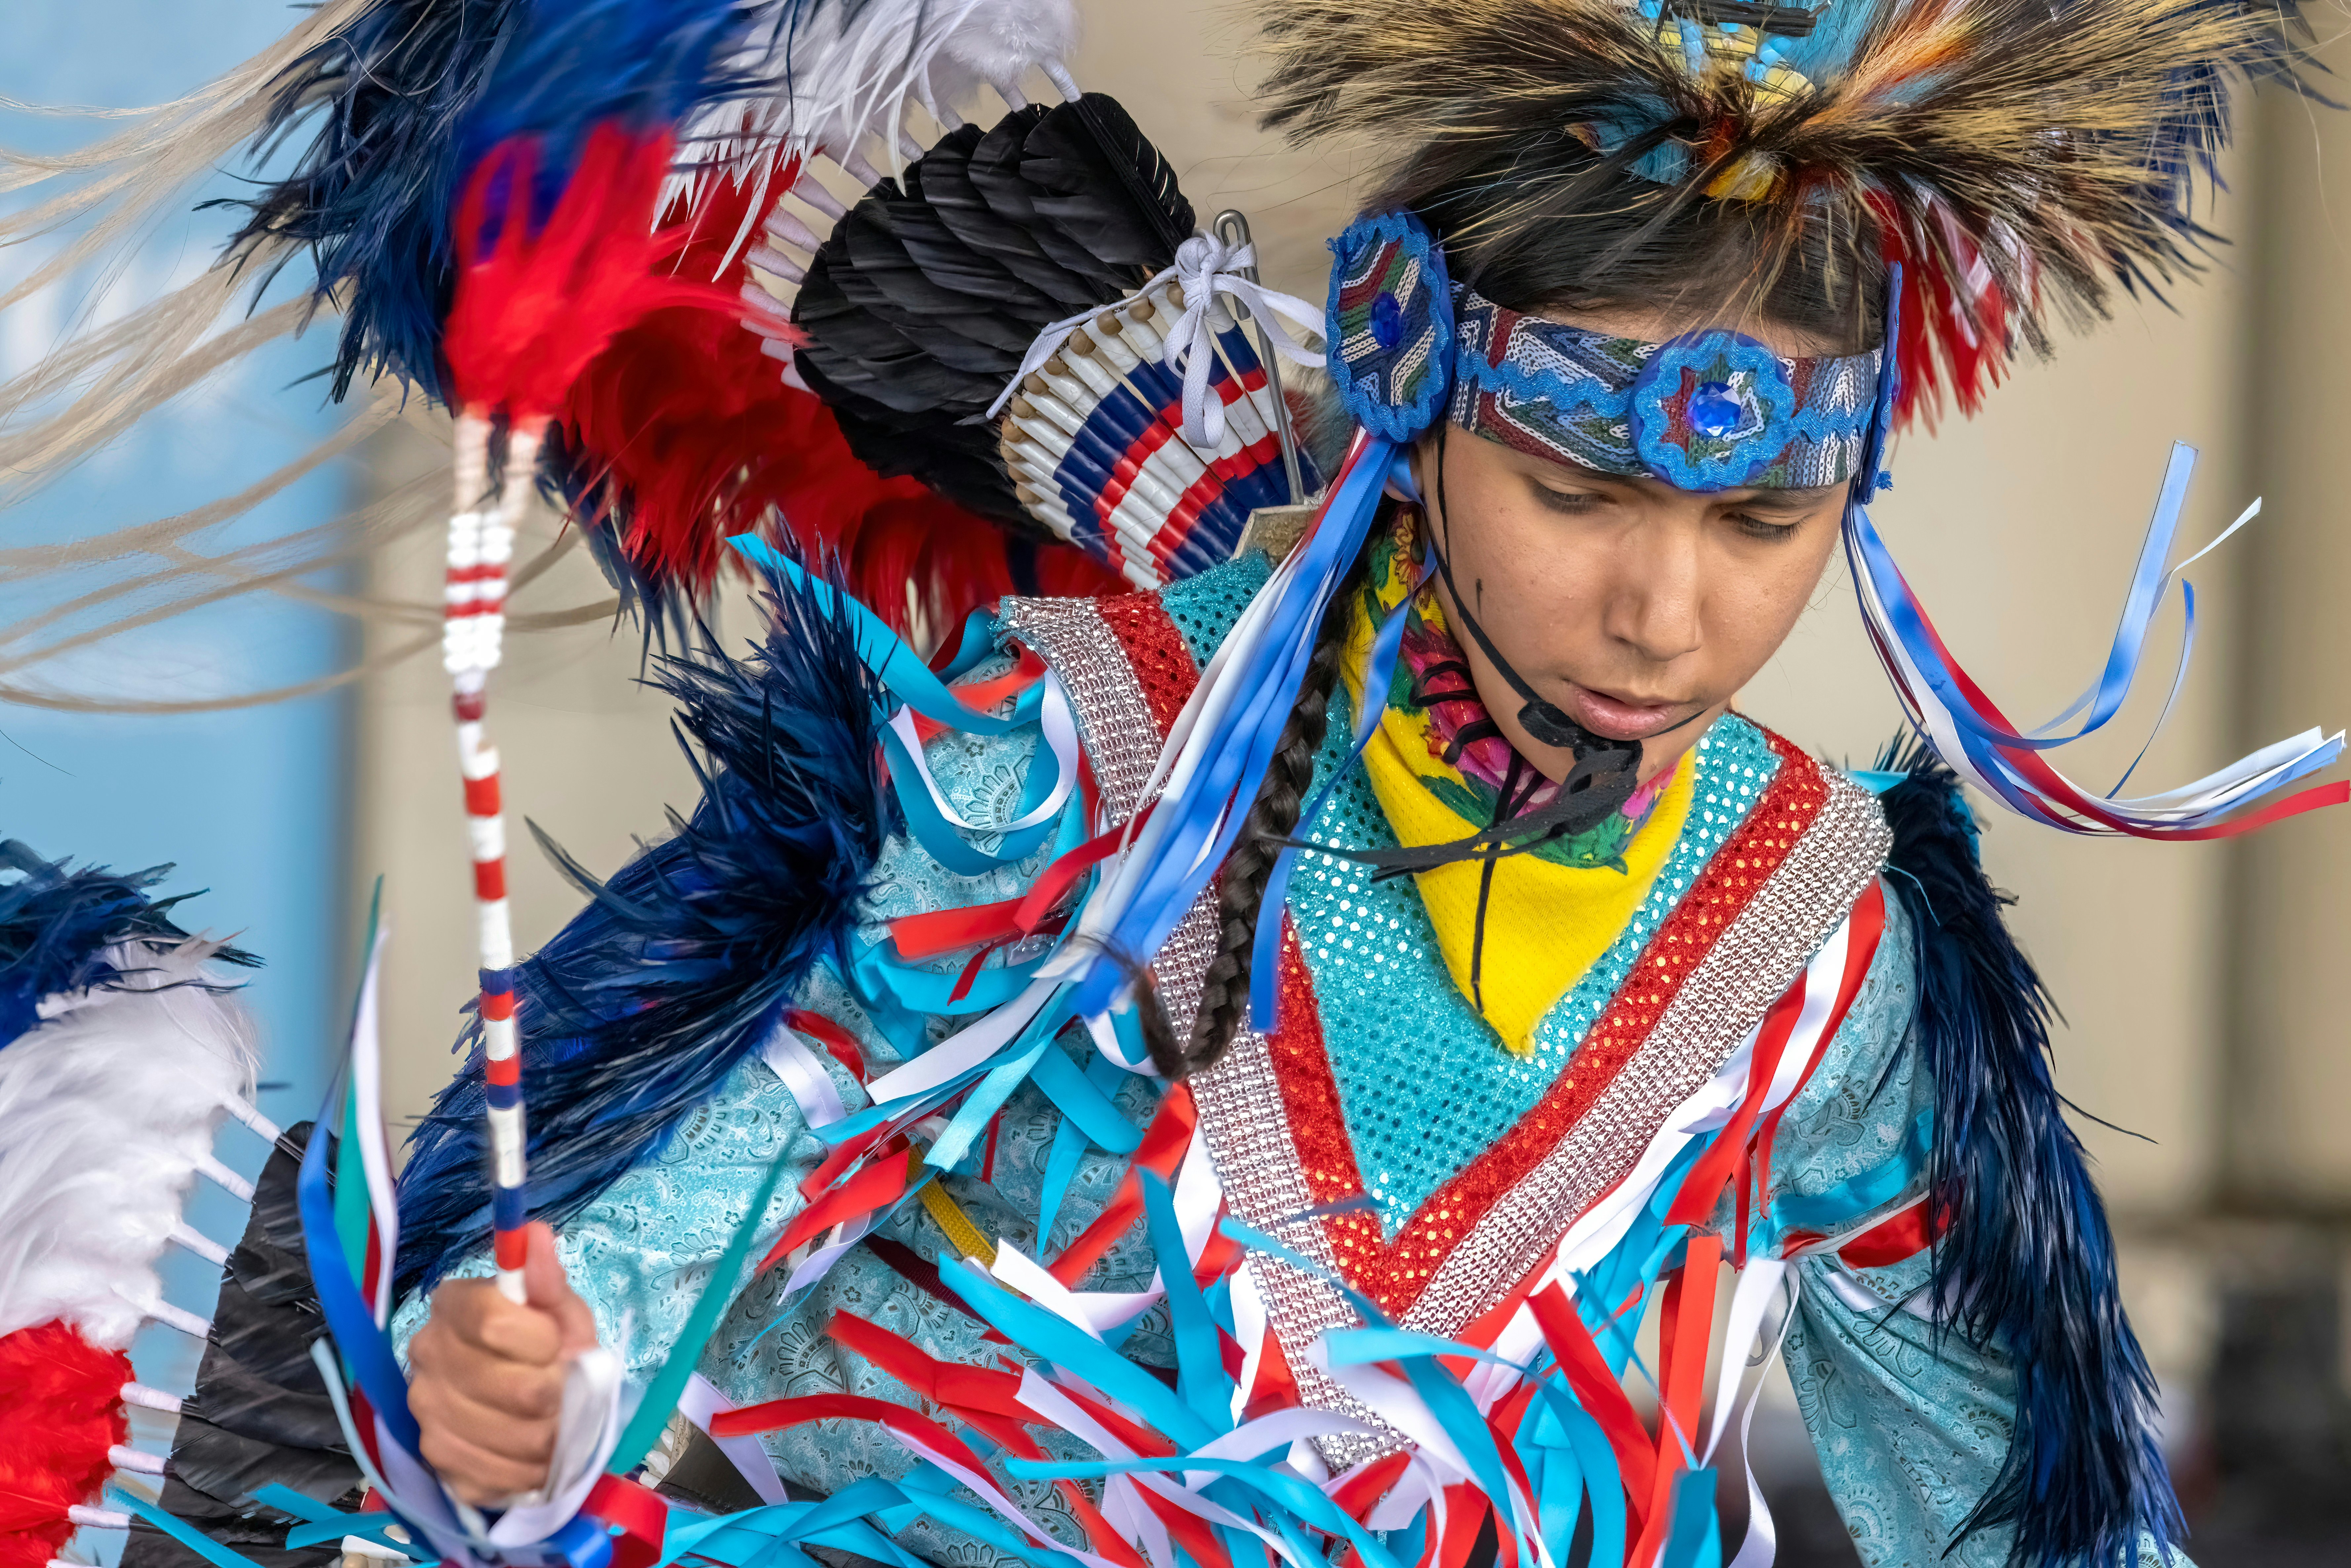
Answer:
1264, 736, 1832, 1316
1093, 594, 1199, 737
1262, 914, 1376, 1202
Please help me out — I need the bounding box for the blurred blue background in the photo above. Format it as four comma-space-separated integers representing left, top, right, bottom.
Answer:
1, 0, 354, 1429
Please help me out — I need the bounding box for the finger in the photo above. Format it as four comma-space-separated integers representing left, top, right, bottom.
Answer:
409, 1339, 567, 1424
429, 1276, 558, 1361
411, 1373, 562, 1464
417, 1421, 552, 1507
521, 1221, 602, 1356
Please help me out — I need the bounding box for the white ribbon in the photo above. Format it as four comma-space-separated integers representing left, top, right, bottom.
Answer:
1160, 234, 1327, 448
985, 234, 1326, 448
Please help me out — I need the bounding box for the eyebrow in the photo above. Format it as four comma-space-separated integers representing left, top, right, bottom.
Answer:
1722, 486, 1840, 510
1523, 456, 1839, 509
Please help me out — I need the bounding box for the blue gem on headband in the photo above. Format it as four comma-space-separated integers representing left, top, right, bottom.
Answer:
1629, 330, 1798, 489
1687, 380, 1745, 437
1325, 210, 1454, 443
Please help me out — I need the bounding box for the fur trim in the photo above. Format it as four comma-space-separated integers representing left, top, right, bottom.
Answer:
1879, 736, 2182, 1568
393, 554, 896, 1297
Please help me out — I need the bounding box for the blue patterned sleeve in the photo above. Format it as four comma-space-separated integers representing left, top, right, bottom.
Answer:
390, 649, 1165, 1563
1762, 890, 2189, 1567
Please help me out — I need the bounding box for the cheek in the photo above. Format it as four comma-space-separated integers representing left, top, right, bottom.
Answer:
1706, 531, 1837, 668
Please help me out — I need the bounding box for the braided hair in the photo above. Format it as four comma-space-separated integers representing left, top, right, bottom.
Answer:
1145, 544, 1371, 1080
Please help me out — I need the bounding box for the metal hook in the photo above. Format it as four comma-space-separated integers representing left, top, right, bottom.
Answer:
1211, 208, 1308, 506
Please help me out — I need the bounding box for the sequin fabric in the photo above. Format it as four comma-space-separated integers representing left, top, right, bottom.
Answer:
382, 563, 2156, 1568
1003, 579, 1227, 1033
995, 597, 1160, 824
1292, 717, 1784, 1240
1093, 591, 1201, 736
1154, 551, 1272, 657
1416, 753, 1890, 1350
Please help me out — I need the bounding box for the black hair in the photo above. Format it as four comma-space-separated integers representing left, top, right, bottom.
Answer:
1142, 555, 1365, 1080
1162, 148, 1886, 1081
1386, 131, 1889, 354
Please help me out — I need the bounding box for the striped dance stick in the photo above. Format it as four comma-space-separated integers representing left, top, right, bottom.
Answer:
445, 413, 535, 1303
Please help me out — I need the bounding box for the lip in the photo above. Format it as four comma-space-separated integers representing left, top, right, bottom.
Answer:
1555, 679, 1699, 742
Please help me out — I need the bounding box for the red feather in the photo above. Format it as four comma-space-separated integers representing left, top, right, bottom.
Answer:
1875, 196, 2015, 432
553, 162, 1119, 637
446, 125, 752, 423
0, 1320, 130, 1568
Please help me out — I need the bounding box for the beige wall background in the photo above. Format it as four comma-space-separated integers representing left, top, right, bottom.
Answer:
359, 0, 2349, 1420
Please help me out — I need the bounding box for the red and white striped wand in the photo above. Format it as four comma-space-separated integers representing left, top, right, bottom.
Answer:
444, 412, 534, 1302
438, 126, 757, 1301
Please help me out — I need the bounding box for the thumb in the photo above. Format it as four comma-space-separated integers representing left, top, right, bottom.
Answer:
520, 1220, 600, 1356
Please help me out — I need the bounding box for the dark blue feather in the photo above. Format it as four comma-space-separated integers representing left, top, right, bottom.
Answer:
0, 838, 257, 1050
219, 0, 522, 403
1877, 736, 2184, 1568
392, 552, 895, 1299
456, 0, 767, 219
220, 0, 784, 403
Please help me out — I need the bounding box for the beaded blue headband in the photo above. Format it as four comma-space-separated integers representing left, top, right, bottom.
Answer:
1325, 209, 1883, 490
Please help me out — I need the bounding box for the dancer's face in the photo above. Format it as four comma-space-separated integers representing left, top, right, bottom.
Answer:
1412, 308, 1850, 787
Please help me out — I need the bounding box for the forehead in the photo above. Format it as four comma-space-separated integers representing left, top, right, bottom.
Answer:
1472, 428, 1841, 509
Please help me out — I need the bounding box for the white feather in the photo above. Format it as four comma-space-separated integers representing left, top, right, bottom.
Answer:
670, 0, 1081, 227
0, 939, 258, 1348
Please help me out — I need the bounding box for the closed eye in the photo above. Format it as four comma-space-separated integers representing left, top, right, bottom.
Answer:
1728, 509, 1804, 540
1529, 481, 1610, 515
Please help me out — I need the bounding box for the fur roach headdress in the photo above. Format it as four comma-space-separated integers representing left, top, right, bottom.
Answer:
1257, 0, 2316, 423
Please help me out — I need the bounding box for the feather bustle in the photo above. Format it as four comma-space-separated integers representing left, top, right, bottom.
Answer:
792, 95, 1194, 525
1880, 737, 2184, 1568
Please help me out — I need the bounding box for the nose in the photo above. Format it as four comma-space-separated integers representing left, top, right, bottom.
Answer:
1600, 519, 1704, 665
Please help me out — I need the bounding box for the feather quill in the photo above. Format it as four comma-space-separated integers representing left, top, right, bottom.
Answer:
0, 936, 258, 1349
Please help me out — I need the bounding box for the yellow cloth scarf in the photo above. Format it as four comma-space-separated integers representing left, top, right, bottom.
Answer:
1339, 516, 1694, 1055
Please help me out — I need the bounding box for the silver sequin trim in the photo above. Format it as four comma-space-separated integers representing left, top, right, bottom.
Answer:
1002, 593, 1387, 1447
999, 596, 1162, 824
1408, 767, 1892, 1339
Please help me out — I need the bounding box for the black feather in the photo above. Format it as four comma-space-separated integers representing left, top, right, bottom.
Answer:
124, 1123, 361, 1568
393, 553, 895, 1298
1879, 736, 2184, 1568
792, 93, 1195, 525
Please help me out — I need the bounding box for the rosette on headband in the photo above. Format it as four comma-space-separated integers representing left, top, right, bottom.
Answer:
1325, 210, 1455, 442
1450, 294, 1882, 490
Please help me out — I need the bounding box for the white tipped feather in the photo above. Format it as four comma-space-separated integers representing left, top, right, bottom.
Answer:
674, 0, 1081, 220
0, 939, 258, 1349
